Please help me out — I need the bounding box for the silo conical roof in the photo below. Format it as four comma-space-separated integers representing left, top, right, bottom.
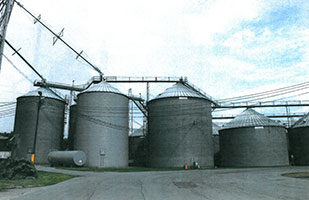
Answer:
79, 81, 125, 96
292, 113, 309, 128
20, 87, 64, 101
212, 123, 220, 135
151, 83, 209, 101
222, 108, 283, 130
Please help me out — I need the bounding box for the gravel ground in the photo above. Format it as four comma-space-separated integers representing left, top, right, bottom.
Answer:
1, 166, 309, 200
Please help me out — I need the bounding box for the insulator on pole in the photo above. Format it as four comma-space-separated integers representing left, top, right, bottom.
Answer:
11, 47, 21, 56
33, 14, 41, 24
76, 50, 83, 59
52, 28, 64, 45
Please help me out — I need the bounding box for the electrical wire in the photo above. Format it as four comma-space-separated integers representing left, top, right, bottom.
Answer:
246, 91, 309, 106
3, 37, 45, 81
3, 53, 33, 83
0, 107, 15, 112
14, 0, 103, 76
0, 102, 16, 107
218, 81, 309, 103
225, 86, 309, 104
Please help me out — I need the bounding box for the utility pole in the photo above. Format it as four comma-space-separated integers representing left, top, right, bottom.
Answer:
31, 91, 42, 163
144, 82, 149, 136
146, 82, 149, 102
128, 88, 133, 136
285, 105, 290, 127
69, 80, 75, 107
0, 0, 14, 72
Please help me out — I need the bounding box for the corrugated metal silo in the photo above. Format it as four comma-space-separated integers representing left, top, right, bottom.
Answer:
147, 83, 214, 168
288, 113, 309, 165
129, 126, 147, 167
219, 108, 289, 167
212, 123, 220, 154
212, 123, 220, 167
68, 104, 77, 150
74, 81, 129, 168
14, 88, 65, 164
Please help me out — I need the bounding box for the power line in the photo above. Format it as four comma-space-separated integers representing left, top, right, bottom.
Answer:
218, 81, 309, 103
14, 0, 104, 77
3, 53, 33, 83
3, 37, 45, 81
0, 102, 15, 106
0, 106, 15, 111
254, 91, 309, 104
0, 113, 14, 118
225, 85, 309, 104
3, 39, 66, 100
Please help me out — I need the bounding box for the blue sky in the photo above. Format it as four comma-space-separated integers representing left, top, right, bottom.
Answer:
0, 0, 308, 132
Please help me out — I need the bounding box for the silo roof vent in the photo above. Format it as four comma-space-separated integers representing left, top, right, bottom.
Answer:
292, 113, 309, 128
221, 108, 283, 130
151, 83, 209, 101
80, 81, 125, 96
20, 87, 64, 101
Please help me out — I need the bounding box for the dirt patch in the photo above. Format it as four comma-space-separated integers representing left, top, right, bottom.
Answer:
282, 172, 309, 179
173, 181, 198, 189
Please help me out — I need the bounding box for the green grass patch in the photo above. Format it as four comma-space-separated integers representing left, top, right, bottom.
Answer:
0, 171, 78, 192
60, 166, 190, 173
282, 172, 309, 179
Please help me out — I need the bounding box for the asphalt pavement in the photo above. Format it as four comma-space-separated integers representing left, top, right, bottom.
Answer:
2, 166, 309, 200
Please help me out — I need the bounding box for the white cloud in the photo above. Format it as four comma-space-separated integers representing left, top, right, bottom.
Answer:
183, 0, 262, 45
223, 26, 307, 59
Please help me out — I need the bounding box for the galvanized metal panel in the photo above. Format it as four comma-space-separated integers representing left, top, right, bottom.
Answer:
129, 136, 147, 167
130, 126, 144, 137
222, 108, 283, 129
74, 92, 129, 168
219, 126, 289, 167
14, 95, 65, 164
68, 104, 77, 150
21, 87, 64, 101
292, 113, 309, 128
80, 81, 125, 96
212, 123, 220, 135
151, 83, 208, 101
288, 127, 309, 165
213, 135, 220, 167
148, 97, 214, 168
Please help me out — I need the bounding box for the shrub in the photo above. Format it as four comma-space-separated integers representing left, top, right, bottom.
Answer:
0, 158, 38, 180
